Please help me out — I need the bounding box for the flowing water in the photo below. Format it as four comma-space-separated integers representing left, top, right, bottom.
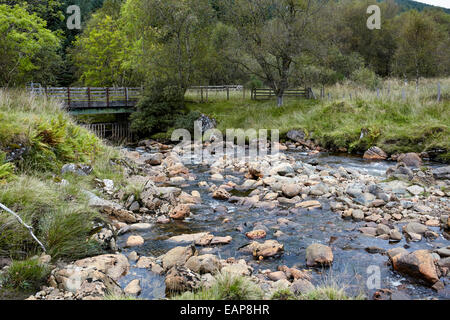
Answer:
118, 149, 449, 300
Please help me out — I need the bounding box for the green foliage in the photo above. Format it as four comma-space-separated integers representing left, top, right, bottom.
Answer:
130, 82, 185, 136
173, 110, 202, 135
0, 3, 61, 86
0, 89, 105, 173
299, 285, 365, 300
1, 258, 50, 291
350, 67, 381, 90
271, 288, 297, 300
103, 293, 141, 300
0, 152, 15, 183
173, 272, 264, 300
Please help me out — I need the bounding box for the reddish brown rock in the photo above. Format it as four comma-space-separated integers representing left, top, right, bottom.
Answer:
245, 230, 267, 240
392, 249, 439, 285
363, 146, 388, 160
169, 204, 190, 220
306, 243, 333, 267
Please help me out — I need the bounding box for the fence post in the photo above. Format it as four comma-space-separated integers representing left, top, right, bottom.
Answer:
67, 87, 71, 109
402, 88, 406, 101
125, 87, 128, 107
376, 88, 380, 98
87, 87, 91, 108
227, 87, 230, 100
437, 82, 441, 102
200, 87, 203, 102
106, 87, 110, 107
206, 86, 208, 102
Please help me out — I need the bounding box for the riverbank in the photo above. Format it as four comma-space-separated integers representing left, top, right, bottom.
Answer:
1, 90, 449, 301
185, 79, 450, 163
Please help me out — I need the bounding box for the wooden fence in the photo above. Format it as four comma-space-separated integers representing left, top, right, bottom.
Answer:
251, 88, 313, 100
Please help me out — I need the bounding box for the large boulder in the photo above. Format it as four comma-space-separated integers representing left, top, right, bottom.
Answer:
306, 243, 333, 267
397, 153, 422, 168
49, 254, 129, 299
161, 245, 197, 270
432, 166, 450, 180
363, 146, 387, 160
390, 250, 439, 285
281, 183, 301, 198
165, 266, 202, 294
185, 254, 221, 274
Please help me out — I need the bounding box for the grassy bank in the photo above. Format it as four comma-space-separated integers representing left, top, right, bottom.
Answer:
186, 78, 450, 162
0, 89, 129, 292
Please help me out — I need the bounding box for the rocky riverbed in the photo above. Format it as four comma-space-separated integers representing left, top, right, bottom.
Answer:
24, 139, 450, 300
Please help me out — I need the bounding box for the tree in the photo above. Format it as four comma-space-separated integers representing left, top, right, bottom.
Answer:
0, 4, 61, 86
392, 10, 443, 84
219, 0, 327, 106
120, 0, 215, 91
71, 5, 130, 86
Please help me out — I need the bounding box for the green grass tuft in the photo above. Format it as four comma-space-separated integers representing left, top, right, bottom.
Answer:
1, 258, 50, 291
172, 272, 264, 300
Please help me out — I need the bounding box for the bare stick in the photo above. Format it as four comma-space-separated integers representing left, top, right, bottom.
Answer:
0, 202, 46, 253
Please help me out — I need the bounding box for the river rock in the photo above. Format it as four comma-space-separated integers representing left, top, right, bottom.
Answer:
306, 243, 333, 267
391, 250, 439, 285
169, 204, 190, 220
124, 279, 141, 296
246, 230, 267, 240
185, 254, 221, 274
363, 146, 387, 160
281, 183, 301, 198
290, 279, 315, 295
295, 200, 321, 209
432, 166, 450, 180
221, 260, 253, 276
243, 240, 284, 260
407, 185, 424, 196
61, 163, 93, 176
126, 235, 144, 247
212, 188, 231, 200
267, 271, 287, 281
162, 245, 197, 270
403, 222, 428, 235
73, 254, 129, 281
165, 266, 201, 294
397, 153, 422, 168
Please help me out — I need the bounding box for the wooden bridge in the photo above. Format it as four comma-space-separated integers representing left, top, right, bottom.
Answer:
27, 85, 143, 115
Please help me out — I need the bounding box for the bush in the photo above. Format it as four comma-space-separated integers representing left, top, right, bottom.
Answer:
1, 258, 50, 291
173, 273, 263, 300
300, 285, 365, 300
350, 67, 381, 90
173, 110, 202, 135
130, 82, 185, 136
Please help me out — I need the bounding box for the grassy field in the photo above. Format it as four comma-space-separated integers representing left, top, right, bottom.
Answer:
186, 78, 450, 162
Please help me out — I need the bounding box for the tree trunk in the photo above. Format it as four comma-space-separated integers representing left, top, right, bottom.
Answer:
277, 94, 283, 107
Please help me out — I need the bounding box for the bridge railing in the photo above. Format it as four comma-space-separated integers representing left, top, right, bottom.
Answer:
251, 88, 314, 100
27, 86, 143, 109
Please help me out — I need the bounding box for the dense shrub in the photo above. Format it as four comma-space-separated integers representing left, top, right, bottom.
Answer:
130, 82, 185, 136
173, 110, 202, 135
